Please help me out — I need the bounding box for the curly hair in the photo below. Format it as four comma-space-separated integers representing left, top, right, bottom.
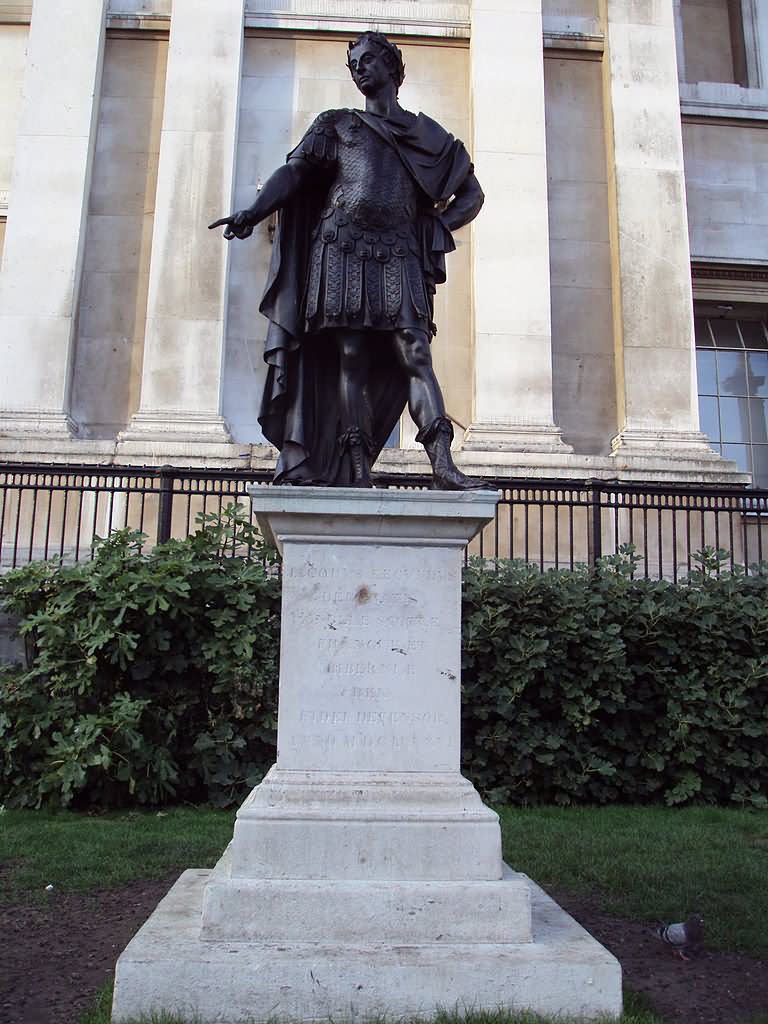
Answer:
347, 32, 406, 91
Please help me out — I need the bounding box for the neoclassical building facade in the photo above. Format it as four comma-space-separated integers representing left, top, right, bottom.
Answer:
1, 0, 767, 486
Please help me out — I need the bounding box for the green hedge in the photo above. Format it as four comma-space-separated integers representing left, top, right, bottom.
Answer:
1, 516, 766, 810
0, 508, 280, 809
461, 549, 768, 808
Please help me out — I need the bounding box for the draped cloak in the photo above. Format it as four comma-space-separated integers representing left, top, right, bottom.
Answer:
257, 108, 473, 485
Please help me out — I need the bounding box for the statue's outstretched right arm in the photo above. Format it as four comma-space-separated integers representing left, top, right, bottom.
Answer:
209, 159, 313, 240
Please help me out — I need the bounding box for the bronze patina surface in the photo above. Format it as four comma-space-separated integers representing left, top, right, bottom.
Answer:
211, 33, 486, 489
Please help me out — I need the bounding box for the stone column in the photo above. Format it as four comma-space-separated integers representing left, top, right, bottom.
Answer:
672, 0, 686, 82
0, 0, 107, 441
119, 0, 244, 455
463, 0, 571, 455
751, 0, 768, 87
604, 0, 719, 463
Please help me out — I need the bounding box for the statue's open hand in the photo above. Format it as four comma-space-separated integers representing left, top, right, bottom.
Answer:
208, 211, 255, 240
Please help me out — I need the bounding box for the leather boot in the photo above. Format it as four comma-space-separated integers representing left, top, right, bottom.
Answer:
417, 416, 494, 491
338, 426, 374, 488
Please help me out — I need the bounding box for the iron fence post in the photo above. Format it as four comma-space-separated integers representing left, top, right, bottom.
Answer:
157, 465, 175, 545
587, 481, 602, 568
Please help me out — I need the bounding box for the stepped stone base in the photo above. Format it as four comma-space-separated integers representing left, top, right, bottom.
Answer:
112, 869, 621, 1023
111, 489, 621, 1022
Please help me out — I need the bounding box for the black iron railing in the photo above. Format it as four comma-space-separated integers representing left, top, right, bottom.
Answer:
1, 462, 767, 580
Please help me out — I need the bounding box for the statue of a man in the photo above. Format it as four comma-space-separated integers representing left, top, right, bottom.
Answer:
211, 32, 486, 489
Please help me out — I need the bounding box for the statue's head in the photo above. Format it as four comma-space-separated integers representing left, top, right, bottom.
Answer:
347, 32, 406, 95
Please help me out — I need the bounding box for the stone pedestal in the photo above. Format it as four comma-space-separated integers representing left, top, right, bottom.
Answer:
112, 488, 621, 1023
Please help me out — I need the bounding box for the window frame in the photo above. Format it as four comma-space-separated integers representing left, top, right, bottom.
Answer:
675, 0, 768, 120
694, 294, 768, 486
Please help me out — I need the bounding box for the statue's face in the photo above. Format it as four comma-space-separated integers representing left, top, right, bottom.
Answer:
348, 41, 392, 97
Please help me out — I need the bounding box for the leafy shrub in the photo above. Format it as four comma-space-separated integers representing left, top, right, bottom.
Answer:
461, 548, 768, 808
3, 531, 767, 810
0, 506, 280, 809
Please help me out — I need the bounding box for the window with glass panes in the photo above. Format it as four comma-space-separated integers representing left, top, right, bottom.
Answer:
695, 314, 768, 486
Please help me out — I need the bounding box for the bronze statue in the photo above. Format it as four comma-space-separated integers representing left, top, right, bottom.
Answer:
211, 32, 486, 489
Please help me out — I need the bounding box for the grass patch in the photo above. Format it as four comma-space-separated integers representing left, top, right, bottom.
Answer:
498, 804, 768, 957
78, 986, 661, 1024
3, 803, 766, 958
78, 983, 114, 1024
0, 806, 234, 899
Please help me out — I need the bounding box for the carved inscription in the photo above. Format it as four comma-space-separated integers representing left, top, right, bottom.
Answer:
288, 564, 459, 583
282, 551, 459, 764
299, 709, 448, 726
284, 707, 448, 753
341, 686, 391, 700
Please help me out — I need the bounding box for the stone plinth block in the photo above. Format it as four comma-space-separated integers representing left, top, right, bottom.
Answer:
112, 488, 621, 1022
112, 870, 622, 1023
201, 862, 533, 944
225, 768, 503, 881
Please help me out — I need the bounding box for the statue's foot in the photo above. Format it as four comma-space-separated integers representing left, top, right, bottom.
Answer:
338, 426, 374, 488
420, 416, 496, 491
431, 466, 496, 491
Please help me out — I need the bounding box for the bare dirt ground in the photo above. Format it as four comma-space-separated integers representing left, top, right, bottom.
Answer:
1, 877, 766, 1024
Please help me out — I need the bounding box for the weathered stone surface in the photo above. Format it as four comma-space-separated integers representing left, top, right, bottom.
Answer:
224, 768, 502, 882
112, 869, 622, 1023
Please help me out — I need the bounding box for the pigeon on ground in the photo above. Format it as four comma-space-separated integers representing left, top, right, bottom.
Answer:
653, 913, 704, 960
